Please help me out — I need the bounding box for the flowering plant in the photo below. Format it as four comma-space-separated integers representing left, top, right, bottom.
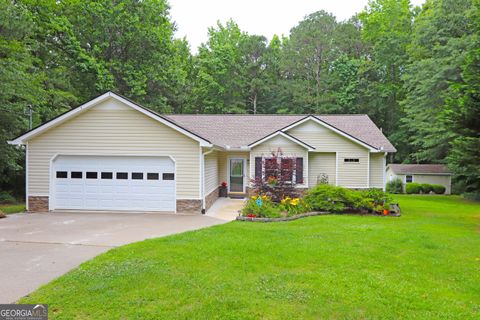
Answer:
221, 181, 227, 187
279, 196, 310, 216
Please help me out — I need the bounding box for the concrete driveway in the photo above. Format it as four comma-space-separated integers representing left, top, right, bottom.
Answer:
0, 211, 228, 303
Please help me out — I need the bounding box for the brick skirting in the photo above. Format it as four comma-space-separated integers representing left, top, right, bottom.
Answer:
176, 199, 202, 213
204, 187, 219, 212
28, 196, 49, 212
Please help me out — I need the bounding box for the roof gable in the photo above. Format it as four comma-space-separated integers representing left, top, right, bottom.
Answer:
280, 116, 378, 151
8, 92, 212, 146
248, 131, 315, 150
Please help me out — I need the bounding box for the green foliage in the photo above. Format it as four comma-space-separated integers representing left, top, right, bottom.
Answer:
386, 178, 404, 194
304, 184, 385, 213
278, 197, 310, 216
0, 191, 16, 204
1, 0, 480, 198
432, 184, 446, 194
420, 184, 433, 194
405, 182, 422, 194
241, 195, 281, 218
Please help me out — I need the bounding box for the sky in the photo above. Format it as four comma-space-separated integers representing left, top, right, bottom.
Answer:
170, 0, 426, 53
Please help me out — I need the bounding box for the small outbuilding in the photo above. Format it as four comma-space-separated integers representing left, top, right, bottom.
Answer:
386, 164, 452, 194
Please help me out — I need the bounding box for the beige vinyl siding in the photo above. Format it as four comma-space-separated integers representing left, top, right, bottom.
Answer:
250, 135, 308, 187
27, 98, 200, 199
204, 151, 218, 195
287, 120, 369, 188
411, 174, 452, 194
308, 153, 336, 187
218, 151, 250, 188
369, 153, 385, 188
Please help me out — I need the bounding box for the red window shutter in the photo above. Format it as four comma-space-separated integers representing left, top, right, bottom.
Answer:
295, 158, 303, 184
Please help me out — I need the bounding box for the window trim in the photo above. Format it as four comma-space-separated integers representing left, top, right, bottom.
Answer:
405, 175, 414, 183
261, 156, 301, 184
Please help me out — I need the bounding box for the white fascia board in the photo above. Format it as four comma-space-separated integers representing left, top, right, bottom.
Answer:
8, 92, 213, 147
248, 131, 315, 151
280, 115, 378, 152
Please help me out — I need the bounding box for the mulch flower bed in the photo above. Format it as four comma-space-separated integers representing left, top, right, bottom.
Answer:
237, 210, 401, 222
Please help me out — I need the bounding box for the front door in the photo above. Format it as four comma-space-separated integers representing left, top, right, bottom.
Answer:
229, 158, 244, 192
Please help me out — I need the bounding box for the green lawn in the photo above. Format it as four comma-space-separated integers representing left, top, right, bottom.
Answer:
21, 195, 480, 319
0, 203, 25, 214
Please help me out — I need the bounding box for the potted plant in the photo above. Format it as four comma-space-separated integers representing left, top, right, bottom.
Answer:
219, 181, 228, 197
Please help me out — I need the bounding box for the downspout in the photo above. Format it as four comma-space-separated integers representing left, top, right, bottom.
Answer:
201, 148, 215, 214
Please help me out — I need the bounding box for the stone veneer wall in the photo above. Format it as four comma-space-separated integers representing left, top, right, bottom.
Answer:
28, 196, 203, 214
28, 196, 49, 212
176, 199, 202, 213
205, 187, 219, 212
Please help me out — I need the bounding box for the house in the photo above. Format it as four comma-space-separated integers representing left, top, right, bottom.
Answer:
9, 92, 396, 213
386, 164, 452, 194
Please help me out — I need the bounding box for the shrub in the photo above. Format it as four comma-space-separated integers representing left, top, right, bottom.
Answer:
463, 192, 480, 201
304, 184, 351, 212
0, 210, 5, 218
0, 192, 16, 204
304, 185, 379, 213
386, 178, 403, 194
241, 195, 282, 218
361, 188, 392, 206
420, 184, 434, 194
432, 184, 446, 194
405, 183, 422, 194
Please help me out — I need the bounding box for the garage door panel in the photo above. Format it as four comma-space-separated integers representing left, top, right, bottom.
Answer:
53, 155, 176, 212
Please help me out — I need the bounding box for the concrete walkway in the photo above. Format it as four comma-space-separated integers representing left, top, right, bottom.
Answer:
0, 211, 227, 303
206, 197, 245, 221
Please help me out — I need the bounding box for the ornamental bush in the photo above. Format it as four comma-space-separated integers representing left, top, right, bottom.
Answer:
304, 184, 351, 212
304, 185, 385, 213
386, 178, 403, 194
420, 184, 434, 194
432, 184, 446, 194
405, 183, 422, 194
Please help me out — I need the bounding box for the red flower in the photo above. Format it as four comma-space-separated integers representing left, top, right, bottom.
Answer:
221, 181, 227, 187
247, 214, 257, 218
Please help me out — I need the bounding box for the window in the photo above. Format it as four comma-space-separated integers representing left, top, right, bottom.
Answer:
101, 172, 113, 179
147, 173, 159, 180
264, 158, 278, 179
86, 172, 98, 179
344, 158, 360, 163
116, 172, 128, 180
281, 158, 293, 182
71, 171, 82, 179
406, 175, 413, 183
163, 173, 175, 180
132, 172, 143, 180
56, 171, 68, 178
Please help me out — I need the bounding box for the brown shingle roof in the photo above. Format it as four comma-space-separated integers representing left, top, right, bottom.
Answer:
165, 114, 396, 152
388, 164, 451, 175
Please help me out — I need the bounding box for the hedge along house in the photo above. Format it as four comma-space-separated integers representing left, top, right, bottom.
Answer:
386, 164, 452, 194
9, 92, 396, 213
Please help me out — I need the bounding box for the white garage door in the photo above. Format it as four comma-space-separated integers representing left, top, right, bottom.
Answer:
52, 155, 175, 211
